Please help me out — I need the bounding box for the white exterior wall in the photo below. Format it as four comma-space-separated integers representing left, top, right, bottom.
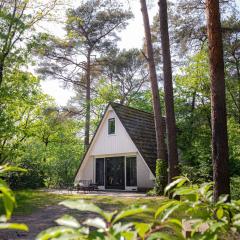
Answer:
91, 109, 138, 155
136, 153, 154, 189
75, 106, 155, 189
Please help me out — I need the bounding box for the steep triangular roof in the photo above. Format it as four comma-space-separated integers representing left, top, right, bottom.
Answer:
75, 102, 161, 178
111, 102, 157, 174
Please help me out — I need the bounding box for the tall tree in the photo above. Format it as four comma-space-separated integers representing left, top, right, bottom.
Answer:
140, 0, 167, 191
158, 0, 179, 183
98, 48, 148, 105
0, 0, 59, 87
205, 0, 230, 200
37, 0, 132, 149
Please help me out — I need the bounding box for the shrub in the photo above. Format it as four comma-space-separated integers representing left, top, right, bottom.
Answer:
231, 177, 240, 200
37, 176, 240, 240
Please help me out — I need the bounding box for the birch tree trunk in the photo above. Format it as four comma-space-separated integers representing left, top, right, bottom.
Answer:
140, 0, 167, 191
158, 0, 179, 183
205, 0, 230, 201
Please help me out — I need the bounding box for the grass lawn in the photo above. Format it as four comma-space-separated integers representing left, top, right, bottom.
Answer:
11, 190, 165, 222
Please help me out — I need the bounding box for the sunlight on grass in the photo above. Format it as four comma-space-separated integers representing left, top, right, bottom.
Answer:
11, 190, 164, 222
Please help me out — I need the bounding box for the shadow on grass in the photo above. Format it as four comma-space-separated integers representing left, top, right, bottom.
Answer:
1, 189, 165, 222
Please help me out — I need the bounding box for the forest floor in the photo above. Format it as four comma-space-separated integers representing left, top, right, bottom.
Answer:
1, 190, 164, 240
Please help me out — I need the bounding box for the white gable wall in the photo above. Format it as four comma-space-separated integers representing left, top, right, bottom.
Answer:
91, 107, 138, 155
75, 106, 154, 189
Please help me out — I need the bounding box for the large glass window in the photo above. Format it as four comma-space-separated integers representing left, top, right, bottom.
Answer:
96, 158, 104, 185
126, 157, 137, 186
108, 118, 115, 135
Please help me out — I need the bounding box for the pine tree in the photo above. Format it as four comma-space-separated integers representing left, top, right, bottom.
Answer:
158, 0, 179, 183
140, 0, 167, 192
205, 0, 230, 201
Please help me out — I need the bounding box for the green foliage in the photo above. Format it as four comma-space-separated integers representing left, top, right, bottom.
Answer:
0, 165, 28, 231
231, 177, 240, 200
37, 177, 240, 239
154, 159, 168, 195
228, 118, 240, 176
174, 50, 213, 181
174, 49, 240, 183
1, 69, 83, 189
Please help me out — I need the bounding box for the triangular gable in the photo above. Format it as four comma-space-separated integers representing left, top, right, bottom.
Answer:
75, 103, 156, 181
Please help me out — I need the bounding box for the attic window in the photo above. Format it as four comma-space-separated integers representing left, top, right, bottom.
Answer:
108, 118, 115, 135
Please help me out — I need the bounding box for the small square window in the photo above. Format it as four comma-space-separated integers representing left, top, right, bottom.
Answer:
108, 118, 115, 135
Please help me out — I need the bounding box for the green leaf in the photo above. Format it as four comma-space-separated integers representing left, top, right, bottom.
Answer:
112, 222, 133, 233
101, 210, 117, 223
155, 201, 178, 219
216, 207, 224, 220
60, 200, 104, 216
113, 205, 151, 224
147, 232, 175, 240
172, 186, 197, 197
36, 226, 76, 240
164, 177, 188, 195
59, 200, 116, 222
55, 215, 81, 228
161, 204, 182, 222
83, 217, 106, 229
199, 182, 213, 197
0, 165, 27, 175
165, 218, 182, 229
0, 181, 16, 219
0, 223, 28, 231
217, 195, 229, 204
134, 223, 151, 238
121, 231, 137, 240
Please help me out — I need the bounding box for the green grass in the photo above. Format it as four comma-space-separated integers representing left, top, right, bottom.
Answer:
10, 190, 165, 222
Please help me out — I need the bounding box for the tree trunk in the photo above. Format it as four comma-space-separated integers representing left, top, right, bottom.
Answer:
0, 62, 3, 87
205, 0, 230, 201
158, 0, 179, 183
84, 50, 91, 150
140, 0, 167, 190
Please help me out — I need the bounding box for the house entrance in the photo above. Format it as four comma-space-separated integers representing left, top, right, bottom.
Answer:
105, 156, 125, 190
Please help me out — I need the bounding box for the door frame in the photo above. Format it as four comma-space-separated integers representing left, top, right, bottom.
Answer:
105, 156, 125, 190
94, 154, 137, 190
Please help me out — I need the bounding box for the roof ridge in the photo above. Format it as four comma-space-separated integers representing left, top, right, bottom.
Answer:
110, 102, 154, 116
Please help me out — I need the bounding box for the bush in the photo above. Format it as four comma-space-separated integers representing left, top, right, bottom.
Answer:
146, 188, 157, 196
37, 176, 240, 240
7, 157, 45, 189
231, 177, 240, 200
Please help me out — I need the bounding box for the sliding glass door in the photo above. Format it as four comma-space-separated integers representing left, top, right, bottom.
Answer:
126, 157, 137, 186
105, 157, 125, 189
95, 156, 137, 189
95, 158, 104, 186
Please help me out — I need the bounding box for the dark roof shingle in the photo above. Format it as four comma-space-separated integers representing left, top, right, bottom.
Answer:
111, 102, 159, 175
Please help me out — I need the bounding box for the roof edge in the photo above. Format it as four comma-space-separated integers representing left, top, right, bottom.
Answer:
110, 102, 154, 116
74, 103, 111, 181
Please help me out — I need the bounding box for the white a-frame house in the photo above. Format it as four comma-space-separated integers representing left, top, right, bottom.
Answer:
75, 102, 158, 191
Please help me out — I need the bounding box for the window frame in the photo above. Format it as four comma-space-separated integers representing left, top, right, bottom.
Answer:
126, 156, 137, 187
108, 118, 116, 135
95, 158, 105, 186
